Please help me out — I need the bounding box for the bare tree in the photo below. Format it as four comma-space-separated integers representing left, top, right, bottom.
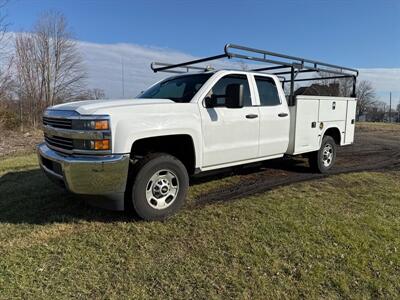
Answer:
356, 80, 376, 119
14, 11, 86, 127
366, 100, 386, 122
0, 0, 12, 101
310, 72, 354, 97
80, 88, 106, 100
15, 34, 39, 126
0, 0, 9, 55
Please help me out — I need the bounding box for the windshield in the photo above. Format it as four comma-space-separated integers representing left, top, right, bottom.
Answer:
138, 73, 213, 103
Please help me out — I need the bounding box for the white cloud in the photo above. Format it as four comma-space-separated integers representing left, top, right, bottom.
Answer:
358, 68, 400, 98
79, 41, 194, 98
79, 40, 400, 102
4, 33, 400, 102
79, 41, 247, 98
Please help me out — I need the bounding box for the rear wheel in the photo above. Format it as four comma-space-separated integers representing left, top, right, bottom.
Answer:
127, 153, 189, 221
309, 136, 337, 173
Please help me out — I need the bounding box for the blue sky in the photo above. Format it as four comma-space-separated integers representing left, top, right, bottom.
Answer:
6, 0, 400, 67
3, 0, 400, 101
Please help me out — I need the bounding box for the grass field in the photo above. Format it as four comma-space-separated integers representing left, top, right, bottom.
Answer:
1, 151, 399, 298
357, 121, 400, 133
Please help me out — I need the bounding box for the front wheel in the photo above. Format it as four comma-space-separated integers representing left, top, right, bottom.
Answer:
308, 136, 337, 173
127, 153, 189, 221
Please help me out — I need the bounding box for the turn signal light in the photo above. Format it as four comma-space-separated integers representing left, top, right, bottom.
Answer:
94, 120, 109, 130
92, 139, 110, 150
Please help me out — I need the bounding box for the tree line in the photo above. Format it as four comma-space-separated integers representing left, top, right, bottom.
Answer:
0, 9, 105, 130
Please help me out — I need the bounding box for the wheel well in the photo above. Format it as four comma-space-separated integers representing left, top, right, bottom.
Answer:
324, 127, 341, 145
130, 135, 196, 175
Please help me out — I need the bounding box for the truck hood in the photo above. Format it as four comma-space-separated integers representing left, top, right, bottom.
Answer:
49, 98, 175, 115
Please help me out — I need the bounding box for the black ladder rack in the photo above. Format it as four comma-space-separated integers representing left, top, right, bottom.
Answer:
150, 43, 359, 105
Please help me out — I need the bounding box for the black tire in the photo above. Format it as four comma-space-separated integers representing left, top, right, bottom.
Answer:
308, 136, 337, 173
126, 153, 189, 221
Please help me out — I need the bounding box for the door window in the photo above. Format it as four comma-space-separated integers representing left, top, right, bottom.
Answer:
255, 76, 281, 106
207, 75, 252, 107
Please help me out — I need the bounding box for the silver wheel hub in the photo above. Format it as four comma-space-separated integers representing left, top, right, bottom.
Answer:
322, 144, 334, 167
146, 169, 179, 210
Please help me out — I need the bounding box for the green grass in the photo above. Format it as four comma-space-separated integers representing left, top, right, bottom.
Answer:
0, 155, 399, 299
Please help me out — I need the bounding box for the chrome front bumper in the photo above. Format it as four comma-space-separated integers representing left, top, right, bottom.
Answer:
37, 143, 130, 196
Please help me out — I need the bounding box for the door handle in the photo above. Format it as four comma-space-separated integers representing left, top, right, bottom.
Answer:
278, 113, 288, 117
245, 114, 258, 119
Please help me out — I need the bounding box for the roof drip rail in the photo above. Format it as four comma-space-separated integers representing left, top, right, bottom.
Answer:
149, 43, 359, 103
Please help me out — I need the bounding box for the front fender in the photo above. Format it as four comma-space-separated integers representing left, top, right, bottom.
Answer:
111, 115, 203, 169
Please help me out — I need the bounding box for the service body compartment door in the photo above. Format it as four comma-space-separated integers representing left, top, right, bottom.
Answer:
345, 100, 357, 144
319, 100, 347, 122
291, 99, 320, 154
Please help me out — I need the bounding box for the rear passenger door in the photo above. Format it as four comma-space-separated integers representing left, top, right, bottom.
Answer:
252, 75, 290, 157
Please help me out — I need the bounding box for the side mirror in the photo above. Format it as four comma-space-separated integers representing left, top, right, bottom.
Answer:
225, 83, 244, 108
204, 96, 215, 108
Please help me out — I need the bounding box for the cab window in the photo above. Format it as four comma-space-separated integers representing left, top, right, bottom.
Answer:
255, 76, 281, 106
139, 73, 212, 103
207, 74, 252, 107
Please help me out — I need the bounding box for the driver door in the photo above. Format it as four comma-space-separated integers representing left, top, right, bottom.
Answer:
200, 74, 260, 168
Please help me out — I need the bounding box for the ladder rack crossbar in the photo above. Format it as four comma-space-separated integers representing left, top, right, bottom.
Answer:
149, 43, 359, 103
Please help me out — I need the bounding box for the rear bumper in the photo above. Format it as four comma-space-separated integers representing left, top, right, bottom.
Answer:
37, 143, 130, 196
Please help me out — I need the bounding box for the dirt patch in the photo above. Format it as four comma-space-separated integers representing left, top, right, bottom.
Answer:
192, 126, 400, 206
0, 129, 43, 158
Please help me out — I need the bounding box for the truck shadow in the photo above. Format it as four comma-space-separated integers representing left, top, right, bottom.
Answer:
0, 169, 133, 225
0, 157, 312, 225
191, 156, 312, 185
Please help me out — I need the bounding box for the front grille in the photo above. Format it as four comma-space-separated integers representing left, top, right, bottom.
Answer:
44, 134, 74, 151
43, 117, 72, 129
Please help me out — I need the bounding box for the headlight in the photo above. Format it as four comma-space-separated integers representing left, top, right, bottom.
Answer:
73, 119, 110, 130
71, 117, 111, 152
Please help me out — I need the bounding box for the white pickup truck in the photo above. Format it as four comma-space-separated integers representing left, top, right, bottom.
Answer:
38, 44, 358, 220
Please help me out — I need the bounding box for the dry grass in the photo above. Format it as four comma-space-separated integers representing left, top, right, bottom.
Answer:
357, 121, 400, 134
0, 129, 43, 158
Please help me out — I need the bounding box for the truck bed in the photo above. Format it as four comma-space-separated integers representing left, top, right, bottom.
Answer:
286, 95, 357, 155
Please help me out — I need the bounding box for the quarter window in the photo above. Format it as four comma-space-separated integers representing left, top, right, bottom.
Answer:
207, 75, 252, 107
255, 76, 281, 106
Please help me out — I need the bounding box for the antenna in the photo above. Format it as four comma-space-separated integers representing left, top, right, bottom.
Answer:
121, 57, 125, 98
389, 92, 392, 123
